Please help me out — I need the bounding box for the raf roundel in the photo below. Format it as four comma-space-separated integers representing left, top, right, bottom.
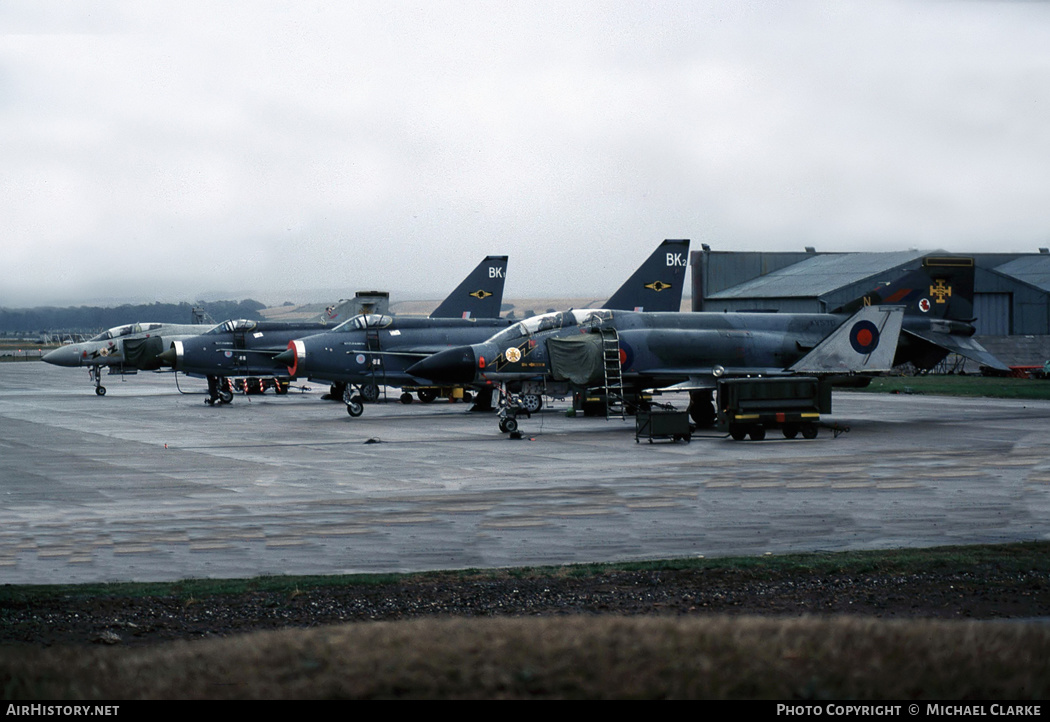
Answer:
849, 320, 880, 355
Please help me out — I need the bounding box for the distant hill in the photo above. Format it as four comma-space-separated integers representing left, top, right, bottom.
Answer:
0, 300, 266, 335
2, 296, 692, 336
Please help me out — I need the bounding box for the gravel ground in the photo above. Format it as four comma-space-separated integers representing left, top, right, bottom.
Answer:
4, 564, 1048, 648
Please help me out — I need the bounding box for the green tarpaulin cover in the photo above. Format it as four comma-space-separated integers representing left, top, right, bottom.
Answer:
124, 335, 165, 370
547, 333, 605, 385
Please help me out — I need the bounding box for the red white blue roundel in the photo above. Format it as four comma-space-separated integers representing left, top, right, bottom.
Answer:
849, 320, 880, 355
919, 298, 931, 313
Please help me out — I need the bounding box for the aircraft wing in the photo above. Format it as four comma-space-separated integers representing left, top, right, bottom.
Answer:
643, 369, 787, 392
901, 328, 1010, 371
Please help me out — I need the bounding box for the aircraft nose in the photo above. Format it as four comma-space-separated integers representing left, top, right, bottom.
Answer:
274, 340, 305, 376
407, 346, 477, 384
42, 345, 83, 367
157, 348, 177, 367
273, 348, 295, 366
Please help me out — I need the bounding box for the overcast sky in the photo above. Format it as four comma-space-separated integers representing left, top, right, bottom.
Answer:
3, 0, 1050, 307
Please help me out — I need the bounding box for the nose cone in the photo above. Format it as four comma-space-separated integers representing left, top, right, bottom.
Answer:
407, 346, 477, 384
42, 345, 85, 367
157, 348, 177, 367
274, 340, 305, 376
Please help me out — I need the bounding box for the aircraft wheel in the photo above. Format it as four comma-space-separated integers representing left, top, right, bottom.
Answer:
748, 425, 766, 441
462, 390, 473, 403
218, 388, 233, 404
418, 389, 437, 403
688, 392, 716, 427
502, 417, 518, 434
729, 424, 747, 441
520, 394, 542, 413
96, 386, 106, 396
782, 424, 799, 439
359, 383, 380, 403
400, 392, 413, 404
346, 396, 364, 417
802, 424, 819, 440
275, 381, 289, 395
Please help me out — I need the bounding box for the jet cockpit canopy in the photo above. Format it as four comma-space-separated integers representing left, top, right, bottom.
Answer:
88, 323, 165, 342
332, 314, 395, 332
488, 309, 612, 346
207, 319, 258, 334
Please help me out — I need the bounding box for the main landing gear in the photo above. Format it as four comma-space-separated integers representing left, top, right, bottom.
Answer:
205, 376, 292, 405
205, 376, 234, 405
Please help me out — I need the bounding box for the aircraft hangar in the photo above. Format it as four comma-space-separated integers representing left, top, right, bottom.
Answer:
689, 247, 1050, 367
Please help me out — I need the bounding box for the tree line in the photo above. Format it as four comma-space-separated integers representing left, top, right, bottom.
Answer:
0, 300, 267, 335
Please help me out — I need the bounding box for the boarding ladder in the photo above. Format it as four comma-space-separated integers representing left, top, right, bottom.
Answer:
600, 327, 626, 420
364, 326, 386, 401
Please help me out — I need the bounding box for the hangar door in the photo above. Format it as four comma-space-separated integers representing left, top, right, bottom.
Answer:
973, 293, 1010, 335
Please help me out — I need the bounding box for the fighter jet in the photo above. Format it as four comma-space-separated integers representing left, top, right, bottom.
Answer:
406, 255, 1008, 432
42, 321, 216, 396
161, 257, 508, 405
274, 239, 690, 416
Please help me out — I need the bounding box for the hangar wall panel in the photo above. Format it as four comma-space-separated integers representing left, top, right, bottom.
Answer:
973, 293, 1011, 335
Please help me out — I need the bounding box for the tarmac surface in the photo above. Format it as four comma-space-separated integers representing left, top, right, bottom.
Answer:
2, 362, 1049, 585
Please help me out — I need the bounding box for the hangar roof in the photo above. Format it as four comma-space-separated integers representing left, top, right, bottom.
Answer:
995, 256, 1050, 293
708, 250, 929, 300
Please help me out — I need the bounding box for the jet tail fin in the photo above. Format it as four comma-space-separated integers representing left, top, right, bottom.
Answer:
430, 256, 508, 319
790, 305, 904, 374
603, 239, 689, 312
308, 298, 361, 326
836, 255, 976, 321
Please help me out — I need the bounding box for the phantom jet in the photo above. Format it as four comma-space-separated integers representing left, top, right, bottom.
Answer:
407, 255, 1008, 432
42, 321, 217, 395
161, 257, 508, 405
274, 239, 690, 416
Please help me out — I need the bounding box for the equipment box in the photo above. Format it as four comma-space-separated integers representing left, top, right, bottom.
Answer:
717, 376, 832, 441
635, 407, 691, 443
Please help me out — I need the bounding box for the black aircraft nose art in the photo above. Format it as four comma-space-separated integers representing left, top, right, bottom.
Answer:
406, 346, 477, 384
